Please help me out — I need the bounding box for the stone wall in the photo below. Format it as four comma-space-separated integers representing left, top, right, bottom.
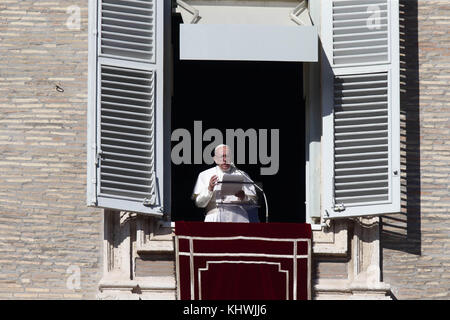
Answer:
380, 0, 450, 299
0, 0, 102, 299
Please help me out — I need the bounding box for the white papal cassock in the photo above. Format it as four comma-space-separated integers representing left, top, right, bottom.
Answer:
192, 166, 257, 222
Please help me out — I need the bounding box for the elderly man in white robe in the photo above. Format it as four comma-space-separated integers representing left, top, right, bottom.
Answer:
192, 144, 258, 222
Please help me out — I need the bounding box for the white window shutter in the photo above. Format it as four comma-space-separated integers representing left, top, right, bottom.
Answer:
329, 0, 391, 66
87, 0, 169, 216
100, 0, 155, 62
321, 0, 400, 218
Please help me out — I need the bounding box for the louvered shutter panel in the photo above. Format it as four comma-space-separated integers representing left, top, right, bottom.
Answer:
331, 0, 390, 66
321, 0, 400, 218
88, 0, 169, 215
100, 0, 155, 62
99, 65, 156, 204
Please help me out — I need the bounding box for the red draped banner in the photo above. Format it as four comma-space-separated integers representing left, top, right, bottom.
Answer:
175, 222, 311, 300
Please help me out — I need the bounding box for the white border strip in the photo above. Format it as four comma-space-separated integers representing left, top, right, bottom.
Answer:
189, 238, 194, 300
293, 240, 298, 300
175, 236, 181, 299
198, 261, 289, 300
177, 235, 310, 242
307, 239, 311, 300
179, 252, 308, 259
198, 260, 289, 300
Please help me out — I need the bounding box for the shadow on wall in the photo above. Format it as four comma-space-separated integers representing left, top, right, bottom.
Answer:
380, 0, 421, 256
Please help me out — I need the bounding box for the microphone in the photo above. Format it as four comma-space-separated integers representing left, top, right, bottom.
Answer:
230, 163, 269, 223
230, 163, 262, 191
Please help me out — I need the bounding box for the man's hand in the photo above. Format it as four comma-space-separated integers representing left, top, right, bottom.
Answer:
235, 190, 245, 201
208, 175, 218, 192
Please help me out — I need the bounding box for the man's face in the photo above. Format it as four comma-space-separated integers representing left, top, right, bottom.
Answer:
214, 146, 231, 171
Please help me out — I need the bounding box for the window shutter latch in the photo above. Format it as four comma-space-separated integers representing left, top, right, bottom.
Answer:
143, 196, 155, 207
333, 203, 346, 212
143, 198, 152, 206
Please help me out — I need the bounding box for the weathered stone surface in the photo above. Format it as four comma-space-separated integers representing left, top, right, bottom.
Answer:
0, 0, 102, 299
380, 0, 450, 300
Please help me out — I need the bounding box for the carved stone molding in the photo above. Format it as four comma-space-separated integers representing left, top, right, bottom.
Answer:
312, 217, 391, 299
98, 211, 176, 300
102, 210, 132, 280
99, 211, 390, 300
350, 217, 383, 286
312, 219, 348, 255
136, 215, 174, 253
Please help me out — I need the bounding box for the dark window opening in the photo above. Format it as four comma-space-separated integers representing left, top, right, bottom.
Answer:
171, 14, 305, 223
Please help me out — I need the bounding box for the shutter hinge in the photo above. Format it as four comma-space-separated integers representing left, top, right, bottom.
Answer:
143, 192, 156, 207
333, 203, 346, 212
95, 150, 103, 165
143, 172, 157, 207
89, 197, 98, 206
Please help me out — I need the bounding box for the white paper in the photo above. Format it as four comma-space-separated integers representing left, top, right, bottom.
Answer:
216, 174, 244, 197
